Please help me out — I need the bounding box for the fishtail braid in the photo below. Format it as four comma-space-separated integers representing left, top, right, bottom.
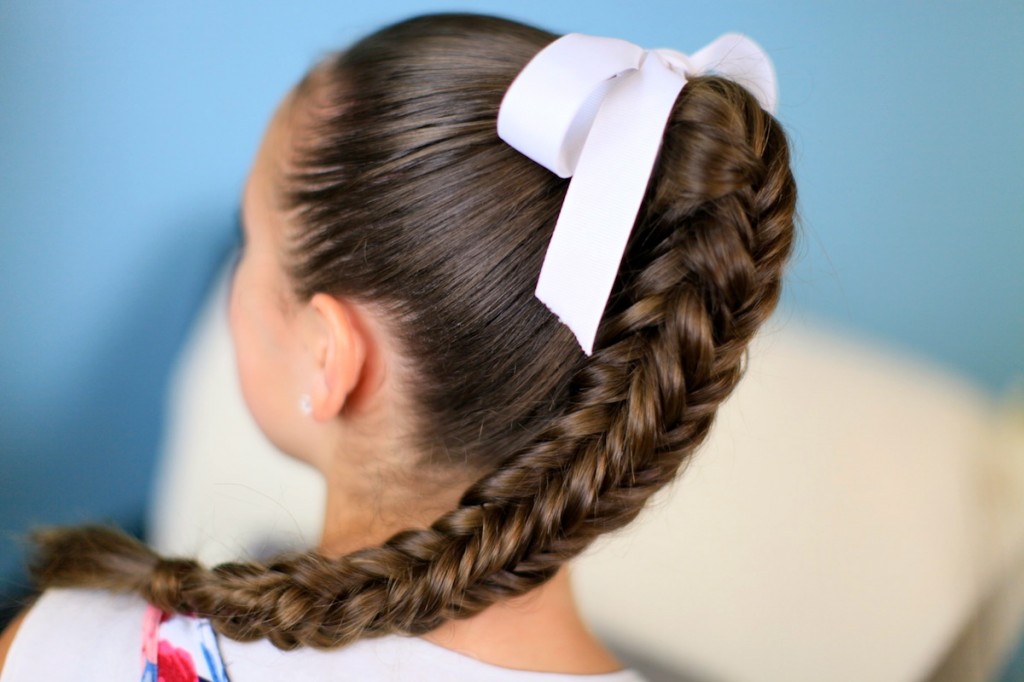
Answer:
31, 67, 795, 650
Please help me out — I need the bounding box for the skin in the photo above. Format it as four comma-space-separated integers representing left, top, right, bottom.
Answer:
0, 610, 27, 670
0, 86, 622, 677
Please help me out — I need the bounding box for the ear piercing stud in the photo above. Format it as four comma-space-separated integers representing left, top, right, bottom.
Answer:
299, 394, 313, 416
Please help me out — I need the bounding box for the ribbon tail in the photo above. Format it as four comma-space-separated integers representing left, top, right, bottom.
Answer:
535, 58, 687, 354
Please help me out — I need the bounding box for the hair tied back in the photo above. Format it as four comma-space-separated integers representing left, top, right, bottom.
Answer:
497, 32, 777, 355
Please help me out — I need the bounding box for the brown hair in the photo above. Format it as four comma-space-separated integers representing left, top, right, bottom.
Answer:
31, 13, 796, 649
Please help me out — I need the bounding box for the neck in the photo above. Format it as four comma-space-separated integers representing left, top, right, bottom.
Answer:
423, 565, 623, 674
318, 484, 621, 674
313, 387, 460, 556
314, 417, 620, 674
318, 481, 461, 556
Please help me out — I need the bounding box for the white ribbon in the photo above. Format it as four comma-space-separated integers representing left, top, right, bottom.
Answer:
498, 32, 777, 354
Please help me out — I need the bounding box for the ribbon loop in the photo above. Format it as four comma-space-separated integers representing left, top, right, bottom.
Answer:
498, 32, 777, 355
498, 34, 646, 178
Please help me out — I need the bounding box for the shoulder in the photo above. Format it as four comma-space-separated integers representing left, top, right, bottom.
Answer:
2, 590, 649, 682
0, 588, 147, 682
0, 608, 29, 672
219, 633, 648, 682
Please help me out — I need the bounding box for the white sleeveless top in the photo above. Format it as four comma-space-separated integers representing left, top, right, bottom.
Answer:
1, 589, 648, 682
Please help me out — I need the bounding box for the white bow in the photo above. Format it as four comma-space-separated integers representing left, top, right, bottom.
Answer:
498, 32, 777, 355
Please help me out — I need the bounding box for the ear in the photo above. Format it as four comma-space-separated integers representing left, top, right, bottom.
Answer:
304, 293, 368, 420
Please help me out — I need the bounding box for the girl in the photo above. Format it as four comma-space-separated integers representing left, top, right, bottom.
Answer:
0, 12, 795, 681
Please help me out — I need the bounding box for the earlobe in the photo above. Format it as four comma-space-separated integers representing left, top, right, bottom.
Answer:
306, 293, 368, 420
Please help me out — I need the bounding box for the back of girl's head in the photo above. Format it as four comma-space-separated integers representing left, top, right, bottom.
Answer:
31, 12, 796, 649
283, 14, 582, 476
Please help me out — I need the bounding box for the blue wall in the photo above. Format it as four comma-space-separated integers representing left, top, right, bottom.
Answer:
1, 0, 1022, 666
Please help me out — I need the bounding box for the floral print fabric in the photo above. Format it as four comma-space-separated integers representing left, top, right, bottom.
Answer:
140, 605, 228, 682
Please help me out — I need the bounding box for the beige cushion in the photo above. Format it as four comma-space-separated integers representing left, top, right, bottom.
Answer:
151, 272, 1024, 681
